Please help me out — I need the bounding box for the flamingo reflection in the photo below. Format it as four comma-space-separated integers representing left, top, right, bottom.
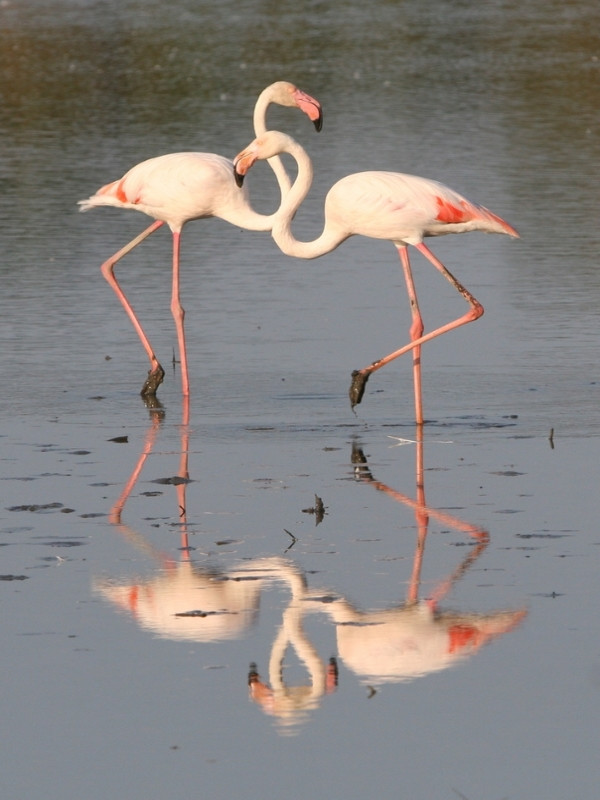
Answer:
97, 396, 275, 642
95, 406, 525, 730
97, 400, 340, 730
304, 437, 527, 685
96, 397, 334, 689
247, 436, 525, 725
246, 563, 338, 730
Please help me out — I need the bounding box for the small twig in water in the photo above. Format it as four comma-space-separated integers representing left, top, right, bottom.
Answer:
283, 529, 297, 551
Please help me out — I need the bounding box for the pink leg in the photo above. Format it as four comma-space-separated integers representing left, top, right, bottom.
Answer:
108, 404, 164, 525
398, 245, 425, 425
349, 241, 484, 415
170, 231, 190, 396
100, 219, 166, 396
176, 394, 191, 556
353, 434, 489, 607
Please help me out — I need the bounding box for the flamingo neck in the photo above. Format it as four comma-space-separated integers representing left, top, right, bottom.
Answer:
271, 139, 347, 260
253, 88, 291, 198
217, 195, 280, 233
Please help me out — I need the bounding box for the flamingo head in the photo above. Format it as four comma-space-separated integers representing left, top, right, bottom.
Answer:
233, 131, 295, 187
268, 81, 323, 131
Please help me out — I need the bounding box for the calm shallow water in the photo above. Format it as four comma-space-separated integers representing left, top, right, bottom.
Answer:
1, 1, 600, 798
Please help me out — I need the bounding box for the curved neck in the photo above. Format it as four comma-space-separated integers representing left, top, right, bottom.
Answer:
271, 138, 347, 259
253, 88, 291, 198
217, 193, 279, 232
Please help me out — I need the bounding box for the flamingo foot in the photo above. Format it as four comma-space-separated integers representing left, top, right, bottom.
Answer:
140, 364, 165, 397
349, 369, 370, 408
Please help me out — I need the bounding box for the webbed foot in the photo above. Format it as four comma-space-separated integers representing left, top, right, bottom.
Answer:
349, 369, 370, 409
140, 364, 165, 397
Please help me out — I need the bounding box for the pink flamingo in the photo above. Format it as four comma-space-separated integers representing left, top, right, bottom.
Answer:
233, 130, 518, 424
79, 83, 323, 398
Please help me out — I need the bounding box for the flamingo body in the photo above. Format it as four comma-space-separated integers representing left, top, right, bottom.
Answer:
329, 601, 526, 684
321, 171, 517, 245
81, 152, 269, 233
234, 130, 518, 422
79, 83, 323, 398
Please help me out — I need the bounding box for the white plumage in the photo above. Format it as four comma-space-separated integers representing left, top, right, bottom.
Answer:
79, 83, 323, 398
233, 130, 518, 422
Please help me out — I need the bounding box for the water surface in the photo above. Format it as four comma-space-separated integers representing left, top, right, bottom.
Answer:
1, 1, 599, 798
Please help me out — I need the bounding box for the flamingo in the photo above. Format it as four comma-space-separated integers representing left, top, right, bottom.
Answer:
233, 130, 518, 424
79, 82, 323, 398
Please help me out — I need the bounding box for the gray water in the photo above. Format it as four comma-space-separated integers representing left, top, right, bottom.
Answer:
1, 1, 599, 798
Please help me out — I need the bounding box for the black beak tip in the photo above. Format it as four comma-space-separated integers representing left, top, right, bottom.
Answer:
234, 168, 245, 188
313, 113, 323, 133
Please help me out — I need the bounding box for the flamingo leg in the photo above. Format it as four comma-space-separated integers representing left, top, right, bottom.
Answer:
349, 241, 484, 414
398, 245, 425, 425
169, 231, 190, 396
100, 219, 166, 396
407, 435, 428, 605
108, 403, 164, 526
176, 395, 192, 555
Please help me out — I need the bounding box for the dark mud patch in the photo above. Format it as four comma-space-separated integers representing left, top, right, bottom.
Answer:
7, 502, 71, 513
490, 470, 526, 477
151, 476, 192, 486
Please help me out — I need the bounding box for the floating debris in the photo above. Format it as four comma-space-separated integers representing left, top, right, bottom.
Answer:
302, 494, 327, 525
174, 609, 229, 618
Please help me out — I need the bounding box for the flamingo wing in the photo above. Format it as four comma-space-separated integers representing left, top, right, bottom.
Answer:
79, 152, 245, 229
326, 172, 517, 244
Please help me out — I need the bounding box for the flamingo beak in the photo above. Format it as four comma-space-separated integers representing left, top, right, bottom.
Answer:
293, 88, 323, 132
234, 165, 245, 188
233, 147, 257, 188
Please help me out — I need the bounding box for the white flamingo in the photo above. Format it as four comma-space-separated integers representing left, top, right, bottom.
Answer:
79, 83, 323, 398
233, 130, 518, 423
